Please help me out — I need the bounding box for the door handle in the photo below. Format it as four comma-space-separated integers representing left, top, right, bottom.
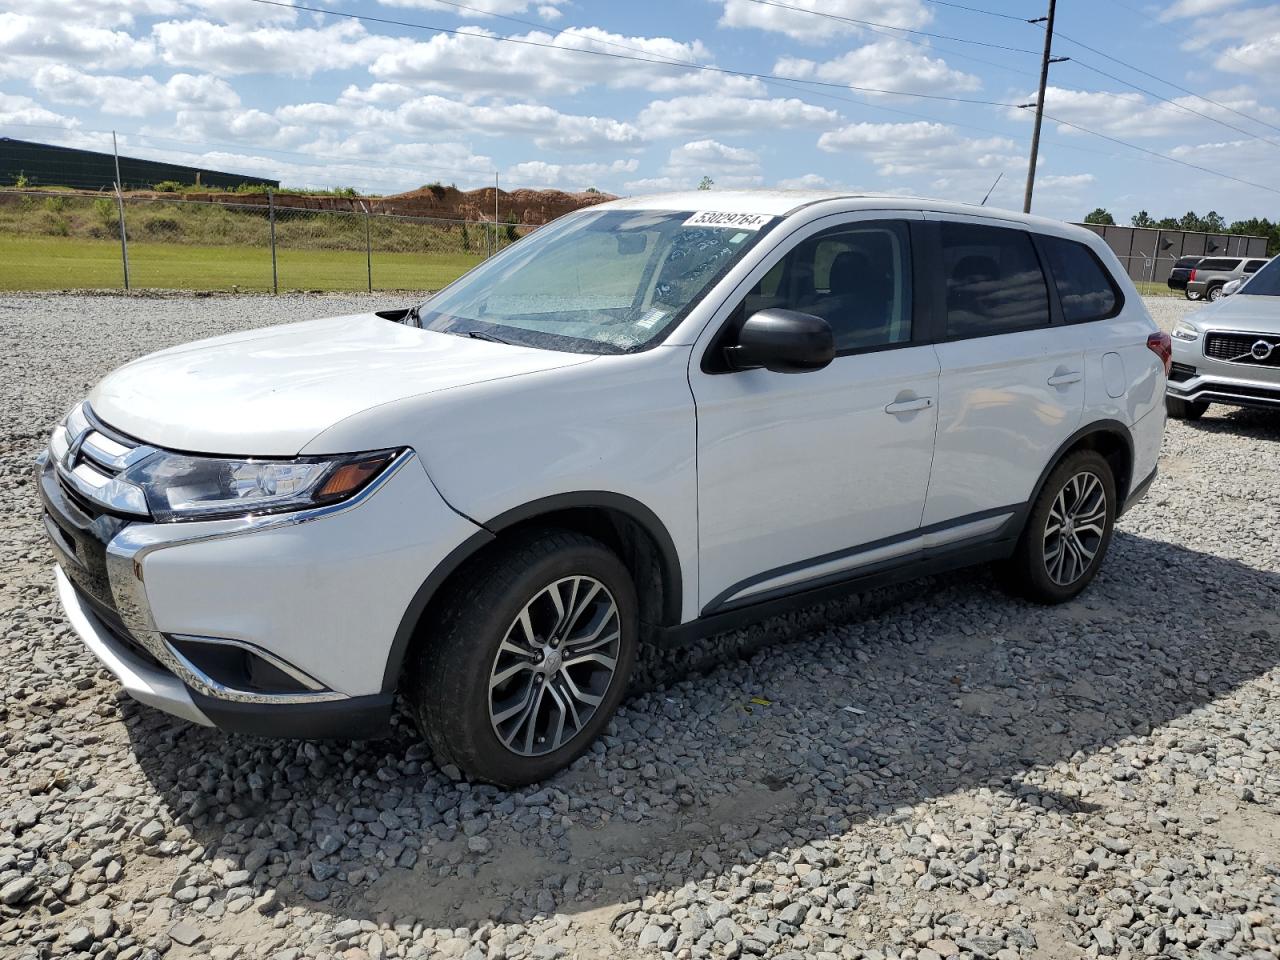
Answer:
884, 396, 934, 414
1047, 371, 1082, 387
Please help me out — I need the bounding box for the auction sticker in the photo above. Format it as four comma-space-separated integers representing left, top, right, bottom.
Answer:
683, 211, 774, 230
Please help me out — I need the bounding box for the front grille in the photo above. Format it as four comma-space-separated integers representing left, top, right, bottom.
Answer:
1204, 332, 1280, 367
52, 407, 151, 522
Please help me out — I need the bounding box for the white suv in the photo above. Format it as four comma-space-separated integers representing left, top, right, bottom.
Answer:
39, 192, 1168, 785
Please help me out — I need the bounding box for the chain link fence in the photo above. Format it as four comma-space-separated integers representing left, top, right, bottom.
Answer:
0, 189, 532, 293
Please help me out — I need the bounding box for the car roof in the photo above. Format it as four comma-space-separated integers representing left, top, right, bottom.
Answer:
597, 189, 1090, 237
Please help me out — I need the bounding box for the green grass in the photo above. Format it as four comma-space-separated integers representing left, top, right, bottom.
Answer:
1134, 280, 1181, 298
0, 237, 483, 292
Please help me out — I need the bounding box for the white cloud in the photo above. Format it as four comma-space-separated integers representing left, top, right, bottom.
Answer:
777, 172, 834, 190
1215, 32, 1280, 77
717, 0, 930, 42
775, 39, 980, 96
626, 138, 764, 191
1158, 0, 1243, 21
376, 0, 566, 14
32, 66, 239, 117
368, 25, 764, 97
506, 158, 638, 189
0, 13, 155, 70
0, 93, 81, 131
270, 94, 642, 151
818, 120, 1020, 178
152, 19, 405, 76
1006, 85, 1280, 139
637, 94, 839, 139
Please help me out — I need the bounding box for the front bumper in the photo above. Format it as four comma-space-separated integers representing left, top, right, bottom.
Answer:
38, 432, 482, 738
1168, 335, 1280, 410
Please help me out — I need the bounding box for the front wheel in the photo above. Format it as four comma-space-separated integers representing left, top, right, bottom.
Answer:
1166, 395, 1208, 420
999, 450, 1116, 604
407, 529, 638, 787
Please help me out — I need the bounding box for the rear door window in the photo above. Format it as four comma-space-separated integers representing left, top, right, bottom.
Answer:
941, 222, 1050, 338
1245, 259, 1268, 273
1038, 235, 1121, 323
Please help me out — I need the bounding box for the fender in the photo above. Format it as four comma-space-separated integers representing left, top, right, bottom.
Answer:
380, 491, 684, 693
1025, 418, 1135, 521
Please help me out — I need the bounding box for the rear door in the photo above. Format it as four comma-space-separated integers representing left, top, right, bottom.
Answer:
921, 215, 1085, 526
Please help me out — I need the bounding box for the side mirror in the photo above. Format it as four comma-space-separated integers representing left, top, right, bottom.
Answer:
725, 309, 835, 373
1222, 278, 1242, 296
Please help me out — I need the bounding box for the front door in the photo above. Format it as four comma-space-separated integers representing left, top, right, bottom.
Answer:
690, 214, 940, 613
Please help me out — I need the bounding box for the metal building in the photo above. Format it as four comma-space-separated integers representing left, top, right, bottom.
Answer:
0, 137, 279, 192
1076, 222, 1269, 285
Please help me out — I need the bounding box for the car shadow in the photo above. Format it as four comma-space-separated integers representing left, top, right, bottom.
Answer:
1184, 405, 1280, 440
121, 529, 1280, 942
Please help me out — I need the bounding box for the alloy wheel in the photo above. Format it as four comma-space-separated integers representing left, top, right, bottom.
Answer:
487, 576, 621, 757
1042, 470, 1108, 587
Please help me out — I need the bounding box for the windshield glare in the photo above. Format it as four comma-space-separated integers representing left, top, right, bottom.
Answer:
416, 209, 768, 353
1242, 257, 1280, 296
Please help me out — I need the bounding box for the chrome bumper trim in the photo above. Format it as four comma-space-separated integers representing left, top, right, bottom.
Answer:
55, 565, 213, 727
98, 448, 419, 706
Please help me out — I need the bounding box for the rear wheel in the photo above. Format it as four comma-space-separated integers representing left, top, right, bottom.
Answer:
1166, 395, 1208, 420
1206, 283, 1225, 302
1185, 289, 1202, 301
407, 529, 638, 787
999, 450, 1116, 604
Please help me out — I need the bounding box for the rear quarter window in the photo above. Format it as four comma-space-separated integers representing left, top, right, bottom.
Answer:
1038, 235, 1121, 323
1198, 258, 1240, 271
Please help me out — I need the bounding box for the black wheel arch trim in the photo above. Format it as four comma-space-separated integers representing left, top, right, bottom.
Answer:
1030, 418, 1135, 509
381, 491, 683, 693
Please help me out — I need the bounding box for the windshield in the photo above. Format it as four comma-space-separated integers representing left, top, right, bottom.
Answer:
415, 209, 771, 354
1241, 257, 1280, 296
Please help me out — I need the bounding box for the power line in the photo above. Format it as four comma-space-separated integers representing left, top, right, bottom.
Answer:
1038, 110, 1280, 196
1065, 57, 1280, 150
243, 0, 1277, 197
247, 0, 1028, 106
736, 0, 1042, 55
1049, 27, 1280, 137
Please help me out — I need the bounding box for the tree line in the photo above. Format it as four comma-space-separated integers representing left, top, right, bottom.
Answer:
1082, 207, 1279, 254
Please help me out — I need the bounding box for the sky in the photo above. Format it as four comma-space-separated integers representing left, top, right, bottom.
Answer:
1, 0, 1279, 223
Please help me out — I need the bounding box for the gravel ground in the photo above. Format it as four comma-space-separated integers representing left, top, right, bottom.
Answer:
1, 293, 1278, 960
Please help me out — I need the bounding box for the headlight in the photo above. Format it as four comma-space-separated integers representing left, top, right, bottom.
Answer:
1171, 321, 1199, 341
122, 448, 401, 522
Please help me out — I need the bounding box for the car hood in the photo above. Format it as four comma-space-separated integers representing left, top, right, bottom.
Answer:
89, 313, 594, 455
1191, 295, 1280, 334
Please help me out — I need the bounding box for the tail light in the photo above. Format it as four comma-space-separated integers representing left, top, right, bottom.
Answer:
1188, 268, 1197, 282
1147, 331, 1172, 377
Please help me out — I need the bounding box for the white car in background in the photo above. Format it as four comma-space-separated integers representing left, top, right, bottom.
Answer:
38, 191, 1168, 785
1167, 254, 1280, 419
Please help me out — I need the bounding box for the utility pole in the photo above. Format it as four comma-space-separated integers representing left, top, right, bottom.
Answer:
111, 131, 130, 291
1022, 0, 1067, 214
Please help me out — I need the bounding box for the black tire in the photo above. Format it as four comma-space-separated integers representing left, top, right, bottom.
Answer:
407, 528, 638, 787
1185, 290, 1202, 301
1165, 395, 1208, 420
1206, 283, 1225, 302
999, 450, 1116, 604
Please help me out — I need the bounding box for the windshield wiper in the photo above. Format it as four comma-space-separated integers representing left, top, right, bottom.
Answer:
462, 329, 513, 345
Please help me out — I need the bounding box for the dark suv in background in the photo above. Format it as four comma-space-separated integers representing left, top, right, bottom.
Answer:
1167, 256, 1201, 294
1183, 257, 1270, 302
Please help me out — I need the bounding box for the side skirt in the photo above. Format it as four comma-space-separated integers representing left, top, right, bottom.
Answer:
656, 535, 1017, 648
